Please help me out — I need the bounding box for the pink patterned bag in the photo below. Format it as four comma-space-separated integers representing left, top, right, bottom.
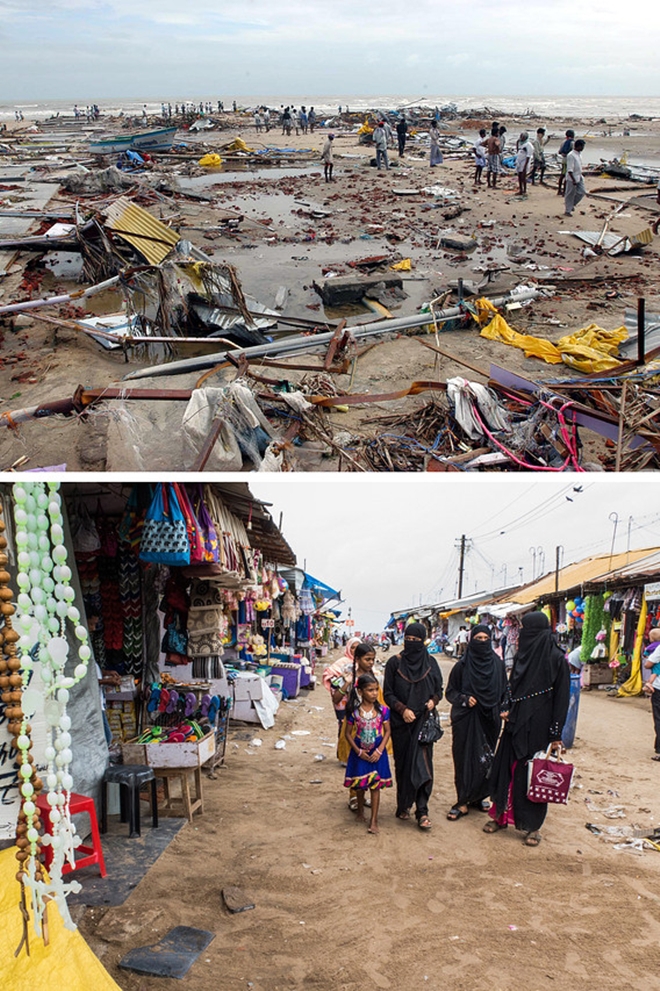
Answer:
527, 748, 574, 805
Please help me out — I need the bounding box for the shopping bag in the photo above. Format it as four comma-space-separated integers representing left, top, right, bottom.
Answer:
139, 484, 191, 566
526, 747, 574, 804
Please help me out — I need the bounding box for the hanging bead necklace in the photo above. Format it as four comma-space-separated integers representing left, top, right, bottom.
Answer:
12, 481, 92, 941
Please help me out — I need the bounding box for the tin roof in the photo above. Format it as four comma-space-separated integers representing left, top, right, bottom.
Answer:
103, 196, 179, 265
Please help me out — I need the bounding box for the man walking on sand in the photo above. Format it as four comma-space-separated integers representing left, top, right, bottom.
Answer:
485, 124, 501, 188
396, 116, 408, 157
321, 133, 335, 182
515, 131, 533, 197
564, 139, 586, 216
373, 121, 389, 171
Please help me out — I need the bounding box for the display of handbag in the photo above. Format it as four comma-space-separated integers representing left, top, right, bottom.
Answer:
139, 484, 191, 566
418, 709, 444, 745
172, 482, 206, 565
526, 746, 575, 805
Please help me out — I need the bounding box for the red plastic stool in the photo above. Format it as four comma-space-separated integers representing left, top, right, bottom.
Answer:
36, 792, 107, 878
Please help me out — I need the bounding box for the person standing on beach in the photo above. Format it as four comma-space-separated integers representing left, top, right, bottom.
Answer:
373, 121, 390, 171
321, 133, 335, 182
485, 124, 501, 188
429, 120, 443, 168
498, 125, 507, 164
515, 131, 533, 197
308, 107, 316, 133
557, 129, 575, 195
142, 104, 147, 120
530, 127, 548, 184
472, 128, 487, 184
564, 139, 586, 216
396, 116, 408, 157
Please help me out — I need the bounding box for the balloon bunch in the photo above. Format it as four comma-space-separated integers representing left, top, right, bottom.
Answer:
565, 596, 586, 625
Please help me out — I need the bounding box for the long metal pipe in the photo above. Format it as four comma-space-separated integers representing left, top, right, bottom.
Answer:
123, 289, 541, 381
0, 275, 122, 316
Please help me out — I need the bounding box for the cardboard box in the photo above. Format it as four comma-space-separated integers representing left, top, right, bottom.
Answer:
121, 730, 216, 768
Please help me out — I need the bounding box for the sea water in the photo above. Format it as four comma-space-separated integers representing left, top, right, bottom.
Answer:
3, 94, 660, 122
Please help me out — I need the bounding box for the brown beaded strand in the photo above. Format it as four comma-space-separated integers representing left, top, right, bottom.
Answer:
0, 508, 45, 904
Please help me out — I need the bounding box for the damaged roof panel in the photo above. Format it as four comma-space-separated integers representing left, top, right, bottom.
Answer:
103, 196, 180, 265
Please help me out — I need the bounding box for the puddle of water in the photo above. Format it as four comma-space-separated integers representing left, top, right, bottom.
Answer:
177, 164, 323, 190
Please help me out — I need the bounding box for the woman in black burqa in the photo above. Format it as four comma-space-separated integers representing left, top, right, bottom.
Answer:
445, 624, 509, 821
383, 623, 444, 830
484, 611, 570, 846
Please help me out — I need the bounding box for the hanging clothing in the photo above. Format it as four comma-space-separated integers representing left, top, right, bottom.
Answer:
446, 625, 509, 807
489, 612, 570, 832
383, 623, 444, 820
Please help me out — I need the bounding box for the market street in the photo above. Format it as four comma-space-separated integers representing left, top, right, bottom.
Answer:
78, 651, 660, 991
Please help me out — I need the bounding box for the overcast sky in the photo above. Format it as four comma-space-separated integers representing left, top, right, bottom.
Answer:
249, 477, 660, 633
1, 1, 658, 100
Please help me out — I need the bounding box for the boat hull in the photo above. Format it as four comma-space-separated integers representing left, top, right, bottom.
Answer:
89, 127, 177, 154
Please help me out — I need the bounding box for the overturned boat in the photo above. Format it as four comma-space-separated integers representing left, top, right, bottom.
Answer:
89, 127, 178, 154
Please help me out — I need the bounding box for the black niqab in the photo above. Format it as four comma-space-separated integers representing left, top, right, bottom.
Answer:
464, 624, 507, 711
399, 623, 431, 681
509, 611, 564, 700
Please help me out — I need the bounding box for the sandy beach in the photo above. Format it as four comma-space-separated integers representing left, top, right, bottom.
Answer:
1, 107, 659, 471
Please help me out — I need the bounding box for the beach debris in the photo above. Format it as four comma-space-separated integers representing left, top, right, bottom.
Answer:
562, 227, 653, 256
222, 887, 255, 913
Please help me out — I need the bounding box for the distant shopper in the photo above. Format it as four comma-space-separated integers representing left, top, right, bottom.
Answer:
429, 120, 443, 168
484, 611, 570, 847
557, 129, 575, 195
455, 626, 469, 658
321, 133, 335, 182
472, 128, 487, 184
485, 124, 501, 188
373, 121, 389, 170
445, 625, 509, 821
642, 629, 660, 760
396, 117, 408, 157
564, 139, 586, 216
530, 127, 548, 184
515, 131, 534, 196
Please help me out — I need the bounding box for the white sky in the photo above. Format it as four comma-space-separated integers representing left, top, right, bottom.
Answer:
249, 476, 660, 634
1, 0, 659, 100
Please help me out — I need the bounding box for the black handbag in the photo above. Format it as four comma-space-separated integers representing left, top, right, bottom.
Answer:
418, 709, 444, 745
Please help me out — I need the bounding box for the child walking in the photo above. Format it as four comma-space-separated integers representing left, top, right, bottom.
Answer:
343, 674, 392, 833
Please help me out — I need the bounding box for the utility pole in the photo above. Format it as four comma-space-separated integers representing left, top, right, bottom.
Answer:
457, 534, 467, 599
555, 545, 564, 593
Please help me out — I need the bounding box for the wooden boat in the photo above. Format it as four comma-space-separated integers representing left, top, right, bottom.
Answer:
89, 127, 177, 154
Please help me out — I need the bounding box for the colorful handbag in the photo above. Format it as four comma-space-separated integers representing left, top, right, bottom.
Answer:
527, 747, 574, 805
172, 483, 206, 565
191, 485, 220, 563
139, 484, 191, 566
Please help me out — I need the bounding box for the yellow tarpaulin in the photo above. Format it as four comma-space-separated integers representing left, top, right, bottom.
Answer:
391, 258, 412, 271
0, 846, 121, 991
198, 153, 223, 167
618, 597, 647, 696
357, 120, 374, 135
224, 137, 253, 152
474, 297, 627, 374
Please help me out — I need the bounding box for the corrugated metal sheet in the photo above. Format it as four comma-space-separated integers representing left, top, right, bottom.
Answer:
586, 548, 660, 586
103, 196, 179, 265
510, 547, 660, 604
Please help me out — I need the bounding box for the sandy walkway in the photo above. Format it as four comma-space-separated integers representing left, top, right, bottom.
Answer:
79, 650, 660, 991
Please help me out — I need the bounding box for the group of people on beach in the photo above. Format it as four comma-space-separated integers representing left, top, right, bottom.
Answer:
472, 121, 586, 215
323, 613, 570, 844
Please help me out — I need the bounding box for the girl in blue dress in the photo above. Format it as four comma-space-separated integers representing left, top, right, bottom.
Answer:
343, 674, 392, 833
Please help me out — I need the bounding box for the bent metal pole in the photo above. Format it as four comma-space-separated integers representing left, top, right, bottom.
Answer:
123, 289, 541, 381
0, 276, 122, 316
